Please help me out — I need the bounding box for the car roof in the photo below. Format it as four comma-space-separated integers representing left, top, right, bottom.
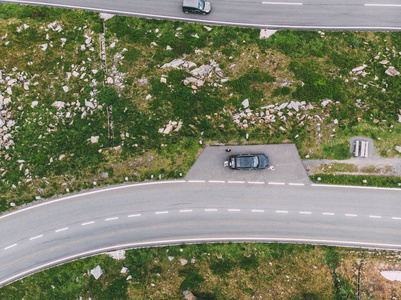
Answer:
183, 0, 199, 7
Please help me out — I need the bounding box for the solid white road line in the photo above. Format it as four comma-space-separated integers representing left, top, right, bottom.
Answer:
205, 209, 218, 212
228, 209, 241, 212
128, 214, 141, 218
365, 4, 401, 7
269, 182, 285, 185
299, 211, 312, 214
105, 217, 119, 221
345, 214, 358, 217
179, 210, 193, 213
208, 180, 225, 183
155, 211, 168, 214
369, 215, 382, 219
276, 210, 288, 214
29, 235, 43, 241
81, 221, 95, 226
4, 244, 17, 250
262, 1, 302, 5
55, 227, 69, 233
228, 181, 245, 184
248, 181, 265, 184
323, 212, 335, 216
252, 209, 265, 213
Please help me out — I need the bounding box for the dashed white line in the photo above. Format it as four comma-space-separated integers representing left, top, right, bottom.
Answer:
299, 211, 312, 214
105, 217, 119, 221
345, 214, 358, 217
208, 180, 225, 183
369, 215, 382, 219
323, 212, 335, 216
155, 211, 168, 214
248, 181, 265, 184
269, 182, 285, 185
55, 227, 69, 233
365, 3, 401, 7
288, 183, 305, 186
187, 180, 205, 183
4, 244, 17, 250
81, 221, 95, 226
128, 214, 141, 218
276, 210, 288, 214
262, 1, 303, 5
205, 209, 218, 212
228, 209, 241, 212
179, 209, 193, 213
252, 209, 265, 213
29, 235, 43, 241
228, 181, 245, 184
392, 217, 401, 220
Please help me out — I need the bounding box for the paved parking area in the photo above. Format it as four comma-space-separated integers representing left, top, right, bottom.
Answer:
185, 144, 310, 184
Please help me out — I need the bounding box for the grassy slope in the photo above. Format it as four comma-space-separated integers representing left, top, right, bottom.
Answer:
1, 243, 401, 299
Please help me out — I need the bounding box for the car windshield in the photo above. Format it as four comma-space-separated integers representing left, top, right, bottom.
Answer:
198, 0, 205, 10
253, 156, 259, 168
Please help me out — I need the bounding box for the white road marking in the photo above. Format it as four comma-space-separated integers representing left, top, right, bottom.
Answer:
2, 1, 401, 31
276, 210, 288, 214
299, 211, 312, 214
29, 235, 43, 241
248, 181, 265, 184
369, 215, 382, 219
187, 180, 205, 183
252, 209, 265, 213
208, 180, 225, 183
55, 227, 69, 233
288, 183, 305, 186
205, 209, 218, 212
262, 1, 302, 5
155, 211, 168, 214
81, 221, 95, 226
228, 209, 241, 212
323, 212, 335, 216
345, 214, 358, 217
105, 217, 119, 221
4, 244, 17, 250
179, 210, 193, 213
128, 214, 141, 218
228, 181, 245, 184
365, 4, 401, 7
392, 217, 401, 220
269, 182, 285, 185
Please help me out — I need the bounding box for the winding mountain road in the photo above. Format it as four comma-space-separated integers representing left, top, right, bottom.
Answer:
2, 0, 401, 30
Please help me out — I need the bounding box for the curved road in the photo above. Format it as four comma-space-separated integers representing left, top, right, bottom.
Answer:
1, 180, 401, 286
3, 0, 401, 30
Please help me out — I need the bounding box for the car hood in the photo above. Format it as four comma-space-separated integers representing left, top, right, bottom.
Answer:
257, 155, 269, 169
204, 1, 211, 13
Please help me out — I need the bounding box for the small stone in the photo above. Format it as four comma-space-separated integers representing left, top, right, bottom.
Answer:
395, 146, 401, 153
168, 256, 174, 261
90, 266, 103, 280
106, 250, 126, 260
120, 267, 128, 273
242, 98, 249, 109
180, 258, 188, 266
126, 275, 132, 280
63, 86, 69, 92
90, 136, 99, 143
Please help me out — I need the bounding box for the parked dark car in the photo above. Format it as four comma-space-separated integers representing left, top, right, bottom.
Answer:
225, 154, 269, 170
182, 0, 211, 15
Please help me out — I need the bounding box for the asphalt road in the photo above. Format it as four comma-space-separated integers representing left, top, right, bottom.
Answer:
1, 180, 401, 287
3, 0, 401, 30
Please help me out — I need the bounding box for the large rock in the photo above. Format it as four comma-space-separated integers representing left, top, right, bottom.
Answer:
351, 65, 367, 74
381, 270, 401, 282
183, 291, 197, 300
106, 250, 126, 260
385, 66, 400, 77
260, 29, 277, 39
241, 98, 249, 109
51, 101, 65, 109
161, 59, 185, 69
90, 266, 103, 280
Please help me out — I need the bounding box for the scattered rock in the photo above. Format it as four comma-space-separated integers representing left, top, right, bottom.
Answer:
63, 86, 69, 92
379, 60, 389, 65
106, 250, 126, 260
321, 99, 332, 107
385, 66, 400, 77
90, 136, 99, 143
351, 65, 367, 74
242, 98, 249, 109
51, 101, 65, 110
120, 267, 128, 273
180, 258, 188, 266
168, 256, 174, 261
396, 146, 401, 153
381, 270, 401, 282
183, 291, 197, 300
90, 266, 103, 280
260, 29, 277, 39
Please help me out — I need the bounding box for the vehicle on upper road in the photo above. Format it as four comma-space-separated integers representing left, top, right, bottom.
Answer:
224, 154, 269, 170
182, 0, 211, 15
